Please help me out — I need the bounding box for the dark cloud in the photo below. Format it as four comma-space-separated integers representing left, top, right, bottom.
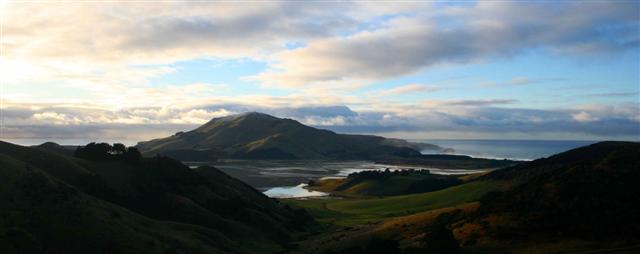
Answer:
120, 3, 361, 55
2, 124, 197, 145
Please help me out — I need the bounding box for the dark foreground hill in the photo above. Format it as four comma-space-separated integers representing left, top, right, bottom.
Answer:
0, 141, 313, 254
286, 141, 640, 253
136, 112, 440, 161
475, 141, 640, 241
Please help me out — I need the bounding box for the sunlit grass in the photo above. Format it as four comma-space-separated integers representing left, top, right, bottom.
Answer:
284, 181, 503, 226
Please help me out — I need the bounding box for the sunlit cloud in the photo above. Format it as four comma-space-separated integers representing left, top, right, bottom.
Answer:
251, 2, 638, 88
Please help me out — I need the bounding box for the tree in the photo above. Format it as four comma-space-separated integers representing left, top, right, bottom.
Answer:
74, 142, 112, 160
112, 143, 126, 155
74, 142, 142, 164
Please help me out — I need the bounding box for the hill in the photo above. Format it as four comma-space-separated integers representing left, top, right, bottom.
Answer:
136, 112, 440, 161
286, 141, 640, 253
474, 141, 640, 241
33, 142, 76, 156
307, 169, 463, 197
0, 141, 314, 253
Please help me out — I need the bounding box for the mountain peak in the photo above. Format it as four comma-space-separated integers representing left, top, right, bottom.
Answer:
194, 112, 279, 129
236, 111, 279, 119
136, 110, 437, 160
208, 112, 280, 123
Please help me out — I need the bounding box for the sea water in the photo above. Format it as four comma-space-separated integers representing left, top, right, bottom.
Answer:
420, 139, 597, 161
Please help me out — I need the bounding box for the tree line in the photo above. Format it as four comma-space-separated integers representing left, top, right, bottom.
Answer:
74, 142, 142, 163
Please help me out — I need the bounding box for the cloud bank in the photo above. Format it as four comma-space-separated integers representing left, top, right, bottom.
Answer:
3, 101, 638, 142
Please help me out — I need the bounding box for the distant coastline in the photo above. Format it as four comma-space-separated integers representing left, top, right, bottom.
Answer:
416, 139, 599, 161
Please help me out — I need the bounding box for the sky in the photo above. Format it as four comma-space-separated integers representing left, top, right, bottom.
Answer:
1, 1, 639, 144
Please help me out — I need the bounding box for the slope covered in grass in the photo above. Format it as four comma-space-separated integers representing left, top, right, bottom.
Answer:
308, 169, 463, 197
136, 112, 439, 160
285, 181, 502, 226
288, 141, 640, 254
476, 141, 640, 240
0, 154, 236, 254
0, 141, 314, 253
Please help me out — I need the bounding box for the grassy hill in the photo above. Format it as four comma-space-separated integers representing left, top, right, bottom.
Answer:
285, 141, 640, 253
475, 141, 640, 241
136, 112, 440, 161
0, 154, 235, 254
307, 169, 463, 197
0, 141, 314, 253
285, 181, 502, 227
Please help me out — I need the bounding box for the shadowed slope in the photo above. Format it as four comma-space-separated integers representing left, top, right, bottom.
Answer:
477, 141, 640, 239
0, 141, 314, 253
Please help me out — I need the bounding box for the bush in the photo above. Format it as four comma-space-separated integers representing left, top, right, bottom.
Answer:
74, 142, 142, 164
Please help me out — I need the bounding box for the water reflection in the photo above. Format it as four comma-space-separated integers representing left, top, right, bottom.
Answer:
189, 160, 488, 191
263, 184, 328, 198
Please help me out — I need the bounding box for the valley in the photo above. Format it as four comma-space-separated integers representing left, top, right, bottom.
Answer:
1, 113, 638, 254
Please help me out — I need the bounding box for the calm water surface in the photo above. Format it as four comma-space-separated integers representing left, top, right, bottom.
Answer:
419, 139, 598, 161
262, 184, 328, 198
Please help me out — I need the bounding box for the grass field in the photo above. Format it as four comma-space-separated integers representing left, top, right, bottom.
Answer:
284, 180, 503, 226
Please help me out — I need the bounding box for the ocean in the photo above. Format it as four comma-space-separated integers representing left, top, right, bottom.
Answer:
418, 139, 599, 161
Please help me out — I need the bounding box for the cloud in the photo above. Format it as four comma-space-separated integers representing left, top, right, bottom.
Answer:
586, 91, 639, 98
3, 82, 226, 110
2, 2, 638, 142
3, 2, 637, 90
31, 112, 76, 125
480, 76, 568, 88
3, 2, 637, 99
510, 77, 532, 86
2, 2, 436, 108
251, 2, 638, 88
169, 109, 235, 124
572, 111, 599, 122
2, 2, 366, 64
424, 99, 517, 107
381, 84, 439, 95
4, 100, 639, 142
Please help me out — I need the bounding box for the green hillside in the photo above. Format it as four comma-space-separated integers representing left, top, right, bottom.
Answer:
286, 141, 640, 254
0, 141, 313, 253
476, 141, 640, 240
285, 181, 501, 226
136, 112, 439, 160
307, 169, 463, 197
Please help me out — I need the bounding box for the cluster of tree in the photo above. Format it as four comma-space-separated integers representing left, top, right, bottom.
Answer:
74, 142, 142, 163
347, 168, 435, 180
